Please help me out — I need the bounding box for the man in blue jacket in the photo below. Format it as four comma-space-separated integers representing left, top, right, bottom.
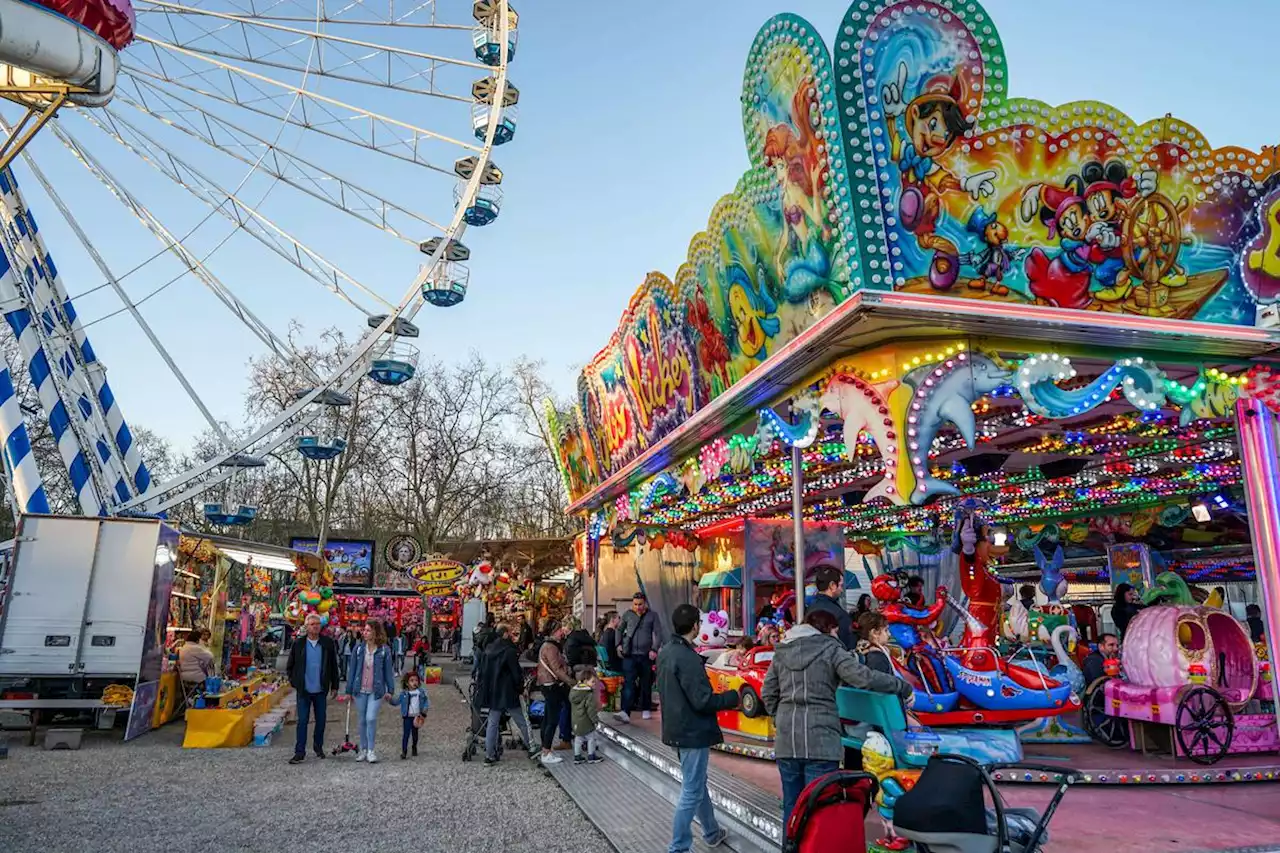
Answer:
286, 614, 340, 764
656, 603, 738, 853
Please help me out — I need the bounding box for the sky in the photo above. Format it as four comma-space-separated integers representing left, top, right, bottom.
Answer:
9, 0, 1280, 457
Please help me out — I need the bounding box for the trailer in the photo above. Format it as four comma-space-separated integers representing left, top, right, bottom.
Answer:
0, 514, 180, 740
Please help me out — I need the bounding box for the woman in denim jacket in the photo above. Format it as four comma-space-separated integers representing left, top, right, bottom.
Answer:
346, 620, 396, 763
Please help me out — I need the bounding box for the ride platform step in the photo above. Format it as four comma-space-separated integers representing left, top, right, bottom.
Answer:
546, 744, 770, 853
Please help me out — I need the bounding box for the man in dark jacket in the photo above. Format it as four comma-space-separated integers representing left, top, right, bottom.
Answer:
617, 592, 662, 723
1082, 632, 1120, 687
808, 565, 856, 650
656, 603, 738, 852
285, 613, 340, 764
478, 623, 536, 764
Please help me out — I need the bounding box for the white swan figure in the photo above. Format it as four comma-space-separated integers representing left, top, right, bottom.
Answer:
1049, 624, 1084, 696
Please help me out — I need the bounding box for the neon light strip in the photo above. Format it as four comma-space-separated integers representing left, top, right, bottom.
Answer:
571, 291, 1279, 513
1232, 398, 1280, 740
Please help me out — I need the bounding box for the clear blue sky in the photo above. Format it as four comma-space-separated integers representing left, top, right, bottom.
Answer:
13, 0, 1280, 452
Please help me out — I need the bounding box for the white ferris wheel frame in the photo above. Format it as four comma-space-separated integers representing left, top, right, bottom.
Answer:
1, 0, 515, 516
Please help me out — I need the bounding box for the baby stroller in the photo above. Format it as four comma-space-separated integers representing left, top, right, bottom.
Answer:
462, 677, 526, 762
892, 754, 1079, 853
525, 671, 546, 730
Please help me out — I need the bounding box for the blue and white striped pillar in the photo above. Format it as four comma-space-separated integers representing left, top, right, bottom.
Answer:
0, 365, 49, 513
59, 280, 150, 496
0, 221, 103, 516
0, 169, 134, 504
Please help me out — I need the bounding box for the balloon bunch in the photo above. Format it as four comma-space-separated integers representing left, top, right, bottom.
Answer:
284, 584, 338, 627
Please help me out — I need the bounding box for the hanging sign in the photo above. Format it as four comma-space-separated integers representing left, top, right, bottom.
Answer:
409, 558, 466, 586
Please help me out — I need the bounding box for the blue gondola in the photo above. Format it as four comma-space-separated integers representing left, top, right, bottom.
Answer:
460, 196, 499, 226
473, 108, 517, 145
295, 435, 348, 460
423, 278, 468, 307
203, 502, 257, 526
368, 342, 419, 385
472, 27, 517, 66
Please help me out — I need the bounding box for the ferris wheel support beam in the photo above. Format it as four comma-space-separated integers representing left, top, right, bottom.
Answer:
49, 121, 323, 384
0, 91, 69, 172
15, 144, 231, 453
118, 83, 446, 241
118, 0, 517, 514
86, 105, 390, 314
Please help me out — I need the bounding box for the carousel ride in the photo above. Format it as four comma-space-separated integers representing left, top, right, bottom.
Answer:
0, 0, 520, 538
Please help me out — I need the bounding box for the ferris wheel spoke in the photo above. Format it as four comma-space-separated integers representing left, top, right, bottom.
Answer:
118, 80, 446, 240
83, 105, 393, 314
213, 0, 465, 28
135, 0, 485, 102
125, 38, 482, 167
13, 146, 233, 447
47, 120, 323, 382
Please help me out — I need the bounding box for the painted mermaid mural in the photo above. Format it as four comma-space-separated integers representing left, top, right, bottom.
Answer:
761, 78, 839, 310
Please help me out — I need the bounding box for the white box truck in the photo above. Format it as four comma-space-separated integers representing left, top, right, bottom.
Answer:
0, 515, 179, 738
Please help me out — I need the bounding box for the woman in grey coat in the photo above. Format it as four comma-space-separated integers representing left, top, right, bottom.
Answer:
762, 608, 913, 831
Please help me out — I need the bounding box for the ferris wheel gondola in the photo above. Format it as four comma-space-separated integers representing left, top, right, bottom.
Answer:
0, 0, 519, 518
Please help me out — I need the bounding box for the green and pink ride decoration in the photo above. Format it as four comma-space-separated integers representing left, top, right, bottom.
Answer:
1084, 573, 1278, 765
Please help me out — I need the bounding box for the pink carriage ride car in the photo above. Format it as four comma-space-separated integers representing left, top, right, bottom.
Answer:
1082, 601, 1278, 765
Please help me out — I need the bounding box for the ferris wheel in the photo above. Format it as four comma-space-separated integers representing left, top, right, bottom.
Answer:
0, 0, 519, 520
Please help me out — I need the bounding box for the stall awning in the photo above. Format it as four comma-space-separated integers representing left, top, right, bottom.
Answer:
218, 546, 298, 573
699, 568, 742, 589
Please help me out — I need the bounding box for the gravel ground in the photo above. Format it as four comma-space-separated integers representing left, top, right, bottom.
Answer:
0, 678, 609, 853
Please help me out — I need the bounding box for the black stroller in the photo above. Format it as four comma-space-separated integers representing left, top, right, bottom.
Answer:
462, 676, 534, 762
892, 754, 1080, 853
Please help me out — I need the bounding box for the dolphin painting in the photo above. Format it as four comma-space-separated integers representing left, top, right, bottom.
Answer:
820, 372, 903, 505
904, 352, 1012, 505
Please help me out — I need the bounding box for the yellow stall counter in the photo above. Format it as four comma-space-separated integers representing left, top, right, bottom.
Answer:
182, 685, 290, 749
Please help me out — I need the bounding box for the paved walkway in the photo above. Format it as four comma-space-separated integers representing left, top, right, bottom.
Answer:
0, 679, 605, 853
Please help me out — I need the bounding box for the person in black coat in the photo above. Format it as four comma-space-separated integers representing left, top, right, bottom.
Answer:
478, 623, 535, 763
285, 613, 340, 764
563, 624, 597, 668
597, 611, 623, 673
808, 565, 856, 650
518, 617, 535, 653
657, 604, 739, 851
1112, 584, 1145, 638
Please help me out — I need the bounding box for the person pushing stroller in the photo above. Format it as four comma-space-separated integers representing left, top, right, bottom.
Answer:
477, 621, 537, 764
